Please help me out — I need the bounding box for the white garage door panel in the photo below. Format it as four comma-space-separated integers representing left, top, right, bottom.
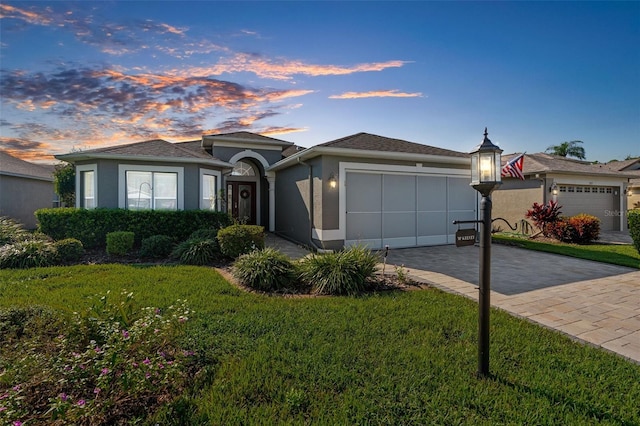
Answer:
558, 186, 616, 231
346, 171, 476, 248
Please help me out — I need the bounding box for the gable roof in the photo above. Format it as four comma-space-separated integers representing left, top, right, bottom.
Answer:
318, 132, 469, 158
0, 151, 54, 181
605, 158, 640, 172
55, 139, 232, 168
202, 131, 293, 148
502, 152, 636, 179
269, 132, 469, 172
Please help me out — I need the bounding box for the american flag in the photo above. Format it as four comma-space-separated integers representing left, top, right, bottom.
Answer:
501, 153, 525, 180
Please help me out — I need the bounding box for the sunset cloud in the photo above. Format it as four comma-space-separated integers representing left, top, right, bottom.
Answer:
0, 64, 314, 157
329, 90, 424, 99
181, 53, 410, 81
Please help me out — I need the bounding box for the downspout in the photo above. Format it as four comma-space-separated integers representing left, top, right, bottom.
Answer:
297, 158, 328, 252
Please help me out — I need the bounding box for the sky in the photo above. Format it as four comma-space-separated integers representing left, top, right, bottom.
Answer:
1, 1, 639, 165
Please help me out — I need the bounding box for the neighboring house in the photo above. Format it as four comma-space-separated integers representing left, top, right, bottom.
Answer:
0, 151, 56, 229
605, 158, 640, 210
493, 153, 635, 232
56, 132, 476, 250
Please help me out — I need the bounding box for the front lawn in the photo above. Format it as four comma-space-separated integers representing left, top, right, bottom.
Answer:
1, 264, 639, 424
493, 233, 640, 269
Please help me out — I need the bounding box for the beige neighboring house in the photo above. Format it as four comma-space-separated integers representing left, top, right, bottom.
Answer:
493, 153, 635, 232
604, 158, 640, 210
0, 151, 56, 229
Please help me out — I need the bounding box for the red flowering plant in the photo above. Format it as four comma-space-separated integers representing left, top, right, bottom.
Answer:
525, 200, 563, 236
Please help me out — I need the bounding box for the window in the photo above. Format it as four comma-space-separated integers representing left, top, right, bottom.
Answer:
200, 169, 221, 210
126, 171, 177, 210
76, 164, 97, 209
599, 187, 606, 193
559, 186, 567, 193
606, 187, 612, 194
82, 170, 96, 208
568, 186, 575, 193
584, 187, 591, 193
576, 187, 583, 193
232, 160, 256, 176
118, 165, 184, 210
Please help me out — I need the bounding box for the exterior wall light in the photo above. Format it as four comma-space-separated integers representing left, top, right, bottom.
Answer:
550, 183, 559, 195
625, 188, 633, 196
328, 173, 337, 189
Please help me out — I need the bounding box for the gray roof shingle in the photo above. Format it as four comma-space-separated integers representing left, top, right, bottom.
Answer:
318, 132, 469, 158
0, 151, 54, 181
502, 152, 636, 178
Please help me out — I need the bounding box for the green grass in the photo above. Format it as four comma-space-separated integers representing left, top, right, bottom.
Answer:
493, 233, 640, 269
2, 264, 639, 424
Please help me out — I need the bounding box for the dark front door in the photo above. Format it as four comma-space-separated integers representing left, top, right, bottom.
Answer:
227, 181, 256, 224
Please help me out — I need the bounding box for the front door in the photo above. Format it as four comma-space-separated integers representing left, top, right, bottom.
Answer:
227, 181, 256, 224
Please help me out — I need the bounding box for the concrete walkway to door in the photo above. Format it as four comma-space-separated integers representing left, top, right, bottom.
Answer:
385, 244, 640, 364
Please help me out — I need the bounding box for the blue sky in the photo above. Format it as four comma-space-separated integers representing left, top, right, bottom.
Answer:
1, 1, 638, 164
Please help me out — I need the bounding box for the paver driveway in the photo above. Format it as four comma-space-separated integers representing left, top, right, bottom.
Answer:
386, 244, 640, 364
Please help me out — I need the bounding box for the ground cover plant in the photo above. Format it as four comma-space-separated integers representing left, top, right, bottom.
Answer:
1, 264, 639, 424
493, 233, 640, 269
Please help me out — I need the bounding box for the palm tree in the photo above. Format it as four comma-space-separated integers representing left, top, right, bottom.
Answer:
545, 140, 586, 160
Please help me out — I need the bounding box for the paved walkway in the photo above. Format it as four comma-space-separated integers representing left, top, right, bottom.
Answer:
387, 244, 640, 364
265, 232, 640, 364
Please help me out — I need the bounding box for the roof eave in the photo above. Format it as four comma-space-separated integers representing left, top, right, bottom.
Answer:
268, 146, 469, 172
524, 169, 635, 180
0, 171, 54, 182
202, 135, 293, 148
55, 153, 233, 168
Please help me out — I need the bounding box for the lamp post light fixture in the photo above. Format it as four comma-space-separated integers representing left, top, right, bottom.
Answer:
470, 128, 502, 378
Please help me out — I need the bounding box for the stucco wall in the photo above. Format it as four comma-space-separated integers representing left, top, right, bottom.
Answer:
492, 180, 543, 234
0, 175, 54, 229
75, 159, 220, 210
274, 162, 312, 245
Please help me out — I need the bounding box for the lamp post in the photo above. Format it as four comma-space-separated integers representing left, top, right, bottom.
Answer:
470, 128, 502, 378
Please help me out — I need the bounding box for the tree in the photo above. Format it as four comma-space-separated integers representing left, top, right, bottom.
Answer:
54, 162, 75, 207
545, 140, 586, 160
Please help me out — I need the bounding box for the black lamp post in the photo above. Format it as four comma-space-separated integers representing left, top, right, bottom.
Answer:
470, 128, 502, 378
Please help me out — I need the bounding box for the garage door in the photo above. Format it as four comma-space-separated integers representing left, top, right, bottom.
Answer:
557, 185, 618, 231
345, 172, 477, 248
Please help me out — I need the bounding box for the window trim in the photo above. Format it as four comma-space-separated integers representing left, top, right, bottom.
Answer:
199, 168, 222, 210
118, 164, 184, 210
76, 164, 98, 209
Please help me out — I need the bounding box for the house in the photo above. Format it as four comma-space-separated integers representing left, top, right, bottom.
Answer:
55, 132, 477, 250
605, 158, 640, 210
493, 153, 635, 232
0, 151, 57, 229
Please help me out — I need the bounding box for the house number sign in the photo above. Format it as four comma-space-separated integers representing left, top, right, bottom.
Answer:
455, 228, 476, 247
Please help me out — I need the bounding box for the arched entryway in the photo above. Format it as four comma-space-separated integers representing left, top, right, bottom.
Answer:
226, 159, 260, 224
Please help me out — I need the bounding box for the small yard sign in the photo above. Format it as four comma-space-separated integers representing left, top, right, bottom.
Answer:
455, 228, 476, 247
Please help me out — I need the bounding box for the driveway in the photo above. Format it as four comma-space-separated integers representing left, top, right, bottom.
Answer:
386, 244, 640, 364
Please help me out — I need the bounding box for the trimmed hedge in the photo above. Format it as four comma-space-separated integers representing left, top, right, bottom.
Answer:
629, 210, 640, 254
106, 231, 135, 256
35, 208, 232, 248
217, 224, 265, 259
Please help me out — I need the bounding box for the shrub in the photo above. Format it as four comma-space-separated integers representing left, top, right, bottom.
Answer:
628, 210, 640, 254
0, 305, 64, 342
233, 247, 298, 291
54, 238, 84, 263
568, 214, 600, 244
0, 239, 58, 269
35, 208, 233, 248
525, 200, 562, 235
188, 228, 219, 241
106, 231, 134, 256
546, 214, 600, 244
171, 238, 219, 265
0, 216, 29, 245
140, 235, 175, 259
0, 292, 196, 425
217, 224, 265, 259
298, 245, 379, 295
